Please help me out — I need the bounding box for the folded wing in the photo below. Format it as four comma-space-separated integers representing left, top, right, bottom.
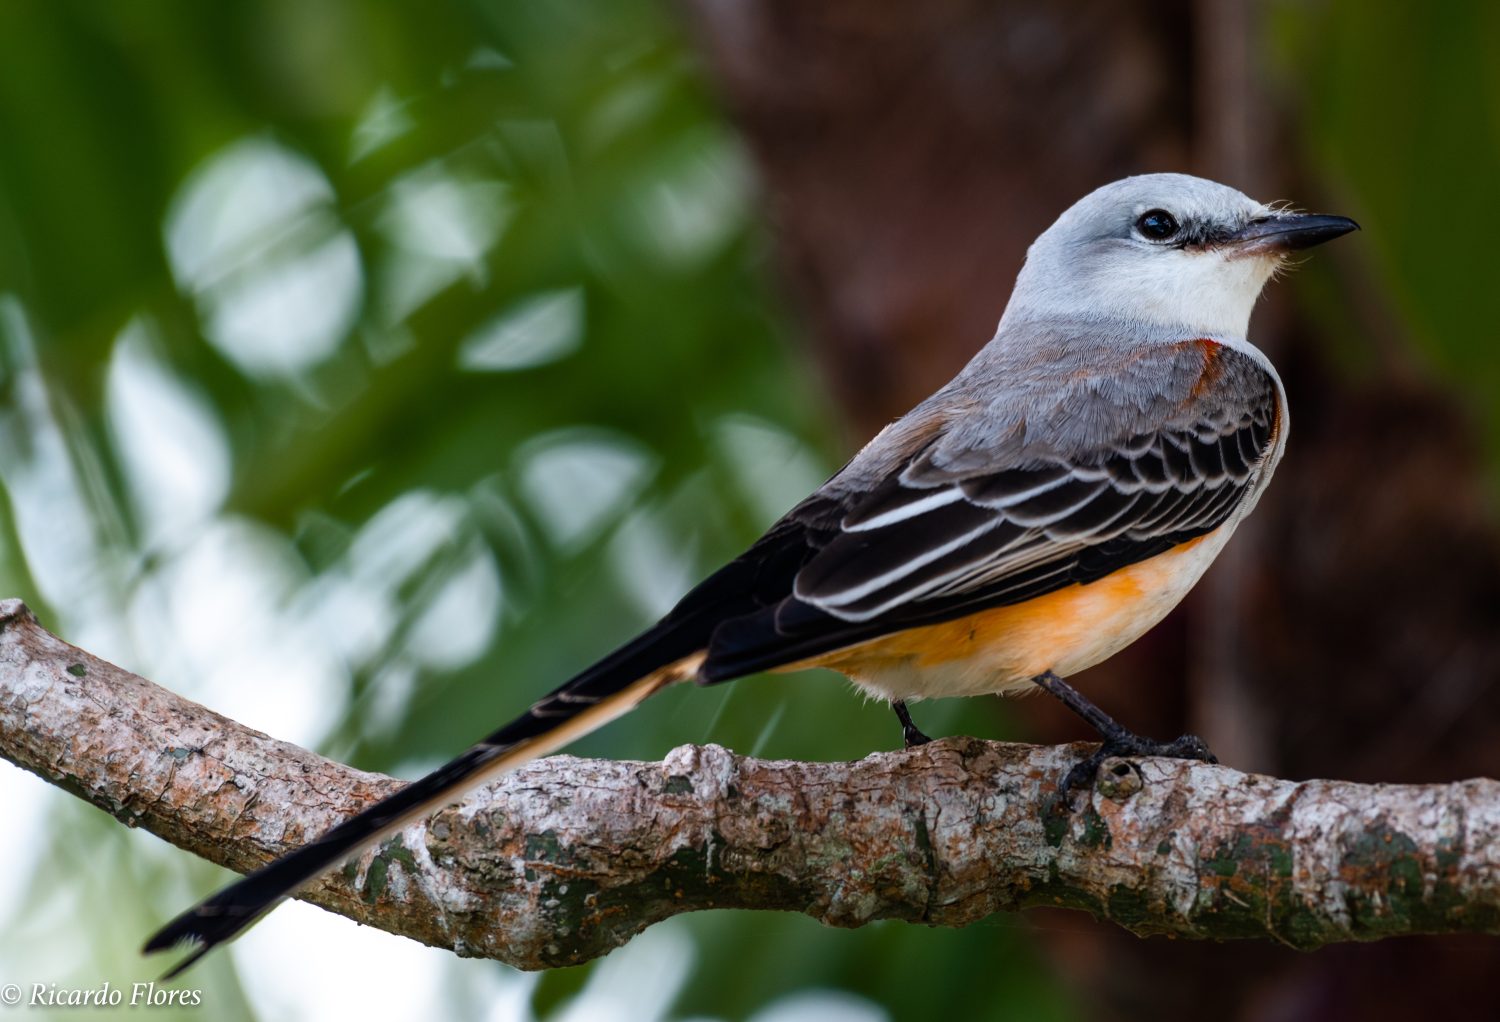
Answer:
698, 339, 1279, 681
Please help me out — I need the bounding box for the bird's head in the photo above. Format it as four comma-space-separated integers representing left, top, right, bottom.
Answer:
1002, 173, 1357, 340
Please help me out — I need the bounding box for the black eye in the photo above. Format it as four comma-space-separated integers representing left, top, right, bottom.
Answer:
1136, 209, 1180, 241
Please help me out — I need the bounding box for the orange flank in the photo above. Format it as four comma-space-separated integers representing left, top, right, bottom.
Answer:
783, 528, 1228, 702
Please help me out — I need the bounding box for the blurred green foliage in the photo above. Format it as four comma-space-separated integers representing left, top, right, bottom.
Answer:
1273, 0, 1500, 462
0, 2, 1070, 1019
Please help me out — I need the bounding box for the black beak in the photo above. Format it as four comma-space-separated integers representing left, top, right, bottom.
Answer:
1228, 212, 1360, 253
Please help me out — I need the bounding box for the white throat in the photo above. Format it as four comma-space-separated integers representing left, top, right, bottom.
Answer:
1001, 246, 1280, 341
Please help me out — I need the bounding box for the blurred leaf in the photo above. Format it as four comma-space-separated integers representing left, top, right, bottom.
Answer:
1272, 0, 1500, 464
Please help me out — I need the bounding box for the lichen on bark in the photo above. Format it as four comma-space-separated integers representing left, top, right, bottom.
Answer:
2, 597, 1498, 969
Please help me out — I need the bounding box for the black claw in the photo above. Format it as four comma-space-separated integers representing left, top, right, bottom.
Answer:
891, 700, 933, 749
1057, 753, 1109, 804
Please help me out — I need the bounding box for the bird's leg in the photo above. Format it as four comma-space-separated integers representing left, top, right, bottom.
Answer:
1030, 671, 1215, 803
891, 700, 932, 749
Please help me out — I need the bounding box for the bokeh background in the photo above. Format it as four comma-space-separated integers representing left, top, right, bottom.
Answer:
1, 1, 1498, 1019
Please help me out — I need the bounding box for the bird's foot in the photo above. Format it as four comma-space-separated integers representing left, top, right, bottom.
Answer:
891, 700, 933, 749
1056, 730, 1216, 809
1029, 670, 1216, 810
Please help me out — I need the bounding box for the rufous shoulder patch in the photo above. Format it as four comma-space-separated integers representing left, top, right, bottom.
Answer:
1187, 338, 1224, 398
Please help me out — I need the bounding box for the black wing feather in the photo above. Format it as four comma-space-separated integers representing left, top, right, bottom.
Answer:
700, 393, 1278, 683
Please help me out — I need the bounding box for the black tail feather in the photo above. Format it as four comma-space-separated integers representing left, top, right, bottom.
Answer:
142, 625, 709, 975
142, 744, 501, 962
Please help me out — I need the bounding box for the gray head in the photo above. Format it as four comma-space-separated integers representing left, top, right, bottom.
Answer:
1001, 173, 1356, 340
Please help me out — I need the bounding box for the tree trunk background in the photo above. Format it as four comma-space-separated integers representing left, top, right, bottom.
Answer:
682, 1, 1500, 1016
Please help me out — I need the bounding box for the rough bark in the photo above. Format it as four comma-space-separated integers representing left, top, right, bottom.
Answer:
3, 598, 1498, 968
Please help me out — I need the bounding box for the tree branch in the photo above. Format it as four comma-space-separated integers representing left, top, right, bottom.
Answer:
2, 597, 1498, 967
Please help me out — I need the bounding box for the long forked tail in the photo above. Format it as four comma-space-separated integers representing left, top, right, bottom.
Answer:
142, 648, 706, 978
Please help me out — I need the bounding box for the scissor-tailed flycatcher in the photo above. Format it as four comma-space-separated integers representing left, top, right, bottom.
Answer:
146, 173, 1356, 974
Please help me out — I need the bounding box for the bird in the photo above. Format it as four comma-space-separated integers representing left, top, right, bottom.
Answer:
144, 173, 1356, 975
